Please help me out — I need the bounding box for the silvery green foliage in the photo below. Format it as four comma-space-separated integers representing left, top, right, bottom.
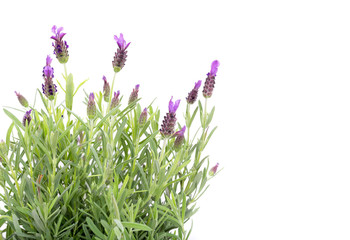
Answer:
0, 32, 218, 240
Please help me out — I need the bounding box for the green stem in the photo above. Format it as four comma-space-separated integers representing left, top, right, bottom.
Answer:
86, 119, 94, 158
186, 104, 190, 146
159, 138, 168, 164
107, 72, 117, 113
203, 98, 208, 128
64, 63, 68, 78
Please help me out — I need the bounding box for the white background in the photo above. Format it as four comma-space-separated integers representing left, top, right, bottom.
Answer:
1, 0, 350, 239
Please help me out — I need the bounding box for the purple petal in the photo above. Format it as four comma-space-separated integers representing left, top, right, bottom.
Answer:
57, 27, 64, 34
118, 33, 125, 45
175, 125, 186, 136
52, 25, 57, 34
116, 90, 120, 97
135, 84, 140, 90
194, 80, 202, 90
89, 93, 94, 101
59, 32, 66, 39
103, 75, 107, 82
173, 99, 180, 112
46, 55, 52, 66
168, 96, 174, 112
125, 42, 131, 49
210, 60, 220, 76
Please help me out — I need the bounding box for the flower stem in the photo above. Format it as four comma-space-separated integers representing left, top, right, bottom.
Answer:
203, 98, 208, 128
107, 72, 117, 114
86, 119, 94, 157
186, 104, 190, 146
159, 138, 168, 164
64, 63, 68, 78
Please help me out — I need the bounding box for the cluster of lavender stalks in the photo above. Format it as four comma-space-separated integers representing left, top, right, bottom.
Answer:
8, 25, 220, 179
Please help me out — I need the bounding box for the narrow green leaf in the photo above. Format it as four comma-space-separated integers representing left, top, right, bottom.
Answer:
122, 222, 152, 231
86, 217, 107, 240
3, 109, 24, 130
73, 78, 89, 96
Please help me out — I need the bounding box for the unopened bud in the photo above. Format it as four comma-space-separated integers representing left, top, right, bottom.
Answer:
186, 80, 202, 104
102, 76, 110, 102
128, 84, 139, 104
15, 91, 29, 107
110, 91, 120, 109
87, 93, 96, 119
209, 163, 219, 176
22, 110, 32, 126
174, 126, 186, 151
139, 108, 148, 126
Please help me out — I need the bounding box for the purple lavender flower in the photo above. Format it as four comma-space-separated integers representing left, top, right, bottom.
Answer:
160, 97, 181, 137
110, 91, 120, 109
15, 91, 29, 108
203, 60, 220, 98
87, 93, 96, 119
139, 108, 148, 126
51, 25, 69, 63
42, 55, 57, 100
22, 109, 32, 126
209, 163, 219, 176
174, 126, 186, 151
128, 84, 139, 104
112, 33, 130, 72
102, 76, 110, 102
186, 80, 202, 104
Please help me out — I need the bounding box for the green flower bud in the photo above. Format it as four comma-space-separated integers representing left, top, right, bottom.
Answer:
15, 91, 29, 107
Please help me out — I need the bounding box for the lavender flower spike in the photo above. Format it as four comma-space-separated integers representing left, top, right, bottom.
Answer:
51, 25, 69, 63
112, 33, 130, 72
42, 55, 57, 101
102, 76, 110, 102
160, 97, 181, 137
174, 126, 186, 151
186, 80, 202, 104
128, 84, 140, 104
209, 163, 219, 176
87, 93, 96, 119
22, 109, 32, 126
110, 91, 120, 109
139, 108, 148, 126
203, 60, 220, 98
15, 91, 29, 108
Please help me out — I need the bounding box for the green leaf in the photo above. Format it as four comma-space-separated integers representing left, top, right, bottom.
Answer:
189, 106, 199, 127
122, 222, 152, 231
74, 78, 89, 96
206, 106, 215, 126
3, 109, 24, 130
56, 79, 66, 93
86, 217, 107, 240
66, 73, 74, 112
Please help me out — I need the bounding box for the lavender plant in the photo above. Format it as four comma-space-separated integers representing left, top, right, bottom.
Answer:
0, 26, 220, 240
